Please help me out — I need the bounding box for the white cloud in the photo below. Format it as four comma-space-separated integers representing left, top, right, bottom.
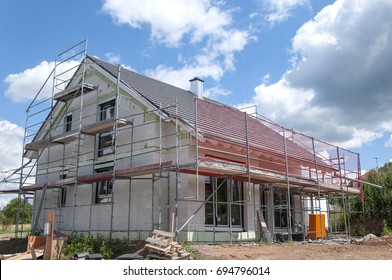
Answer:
247, 0, 392, 148
262, 74, 270, 84
385, 135, 392, 147
237, 103, 258, 115
146, 63, 224, 90
203, 85, 231, 99
102, 0, 251, 92
262, 0, 310, 24
337, 129, 383, 149
4, 60, 79, 103
253, 76, 315, 120
0, 120, 24, 202
102, 53, 136, 71
102, 0, 232, 47
0, 120, 35, 206
105, 52, 121, 64
0, 120, 24, 171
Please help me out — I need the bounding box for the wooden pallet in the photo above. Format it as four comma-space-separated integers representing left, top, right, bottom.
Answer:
145, 230, 191, 260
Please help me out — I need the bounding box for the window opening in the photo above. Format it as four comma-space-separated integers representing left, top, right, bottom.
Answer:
95, 167, 113, 204
100, 100, 115, 121
64, 114, 72, 132
98, 132, 114, 157
274, 191, 288, 229
60, 187, 67, 207
59, 173, 67, 207
205, 177, 243, 228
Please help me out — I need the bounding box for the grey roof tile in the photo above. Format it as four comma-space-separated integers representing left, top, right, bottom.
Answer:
88, 56, 196, 124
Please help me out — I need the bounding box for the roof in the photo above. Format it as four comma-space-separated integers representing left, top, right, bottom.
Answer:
89, 56, 335, 171
88, 55, 196, 124
196, 98, 333, 171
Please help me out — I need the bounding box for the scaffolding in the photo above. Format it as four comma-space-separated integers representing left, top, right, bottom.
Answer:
2, 41, 366, 242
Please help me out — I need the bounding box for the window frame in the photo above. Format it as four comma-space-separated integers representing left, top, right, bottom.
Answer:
205, 177, 244, 230
100, 100, 115, 121
64, 113, 73, 132
58, 172, 68, 207
98, 131, 114, 157
273, 191, 288, 230
95, 167, 113, 204
60, 187, 67, 207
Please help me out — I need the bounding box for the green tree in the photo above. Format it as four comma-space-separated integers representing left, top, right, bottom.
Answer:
350, 162, 392, 235
1, 197, 32, 224
0, 212, 12, 230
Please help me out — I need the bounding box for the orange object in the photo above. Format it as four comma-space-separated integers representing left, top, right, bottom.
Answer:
308, 214, 326, 238
27, 235, 46, 252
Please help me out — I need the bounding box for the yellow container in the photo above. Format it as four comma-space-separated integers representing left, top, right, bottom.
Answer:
308, 214, 326, 238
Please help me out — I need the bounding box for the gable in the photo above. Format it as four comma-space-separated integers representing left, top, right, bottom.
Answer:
87, 56, 196, 125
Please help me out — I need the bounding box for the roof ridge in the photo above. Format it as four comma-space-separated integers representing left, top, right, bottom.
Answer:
87, 55, 196, 97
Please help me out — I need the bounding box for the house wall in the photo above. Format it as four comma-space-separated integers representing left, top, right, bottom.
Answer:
31, 65, 268, 243
30, 67, 194, 238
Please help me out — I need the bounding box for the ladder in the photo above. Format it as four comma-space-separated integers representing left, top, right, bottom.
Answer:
67, 134, 86, 177
24, 40, 88, 236
51, 187, 64, 234
31, 184, 47, 235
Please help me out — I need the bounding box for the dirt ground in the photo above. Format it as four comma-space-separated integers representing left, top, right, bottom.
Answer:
193, 234, 392, 260
1, 234, 392, 260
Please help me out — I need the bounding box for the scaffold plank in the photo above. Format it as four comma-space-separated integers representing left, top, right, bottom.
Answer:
25, 130, 79, 151
81, 118, 129, 135
79, 171, 113, 184
48, 177, 77, 187
53, 83, 95, 102
116, 161, 175, 178
192, 159, 359, 195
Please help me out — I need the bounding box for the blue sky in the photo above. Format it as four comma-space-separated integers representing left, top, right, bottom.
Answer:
1, 0, 392, 206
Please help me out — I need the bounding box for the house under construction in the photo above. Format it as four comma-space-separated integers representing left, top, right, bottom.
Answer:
3, 40, 364, 243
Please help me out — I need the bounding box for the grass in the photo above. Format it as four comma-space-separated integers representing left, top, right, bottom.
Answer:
179, 241, 204, 260
0, 224, 31, 236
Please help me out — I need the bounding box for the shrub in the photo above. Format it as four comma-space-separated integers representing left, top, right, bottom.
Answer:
62, 233, 130, 259
381, 219, 391, 236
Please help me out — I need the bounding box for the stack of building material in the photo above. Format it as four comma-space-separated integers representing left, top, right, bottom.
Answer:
145, 230, 191, 260
116, 253, 144, 260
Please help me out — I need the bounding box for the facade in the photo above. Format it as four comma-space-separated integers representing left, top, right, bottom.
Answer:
19, 42, 361, 242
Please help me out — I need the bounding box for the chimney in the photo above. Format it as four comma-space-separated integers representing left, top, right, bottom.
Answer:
189, 77, 204, 98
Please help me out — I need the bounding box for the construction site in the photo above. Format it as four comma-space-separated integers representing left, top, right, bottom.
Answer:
1, 40, 385, 260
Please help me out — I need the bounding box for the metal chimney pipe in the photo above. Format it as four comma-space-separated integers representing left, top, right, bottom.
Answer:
189, 77, 204, 98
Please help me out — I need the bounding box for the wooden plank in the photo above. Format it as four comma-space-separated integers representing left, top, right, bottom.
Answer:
53, 83, 95, 102
79, 171, 113, 184
29, 243, 37, 260
25, 139, 49, 151
8, 252, 32, 260
44, 210, 55, 260
151, 229, 175, 238
7, 250, 43, 260
81, 118, 129, 135
116, 161, 175, 178
146, 237, 169, 248
145, 244, 170, 253
257, 210, 273, 243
